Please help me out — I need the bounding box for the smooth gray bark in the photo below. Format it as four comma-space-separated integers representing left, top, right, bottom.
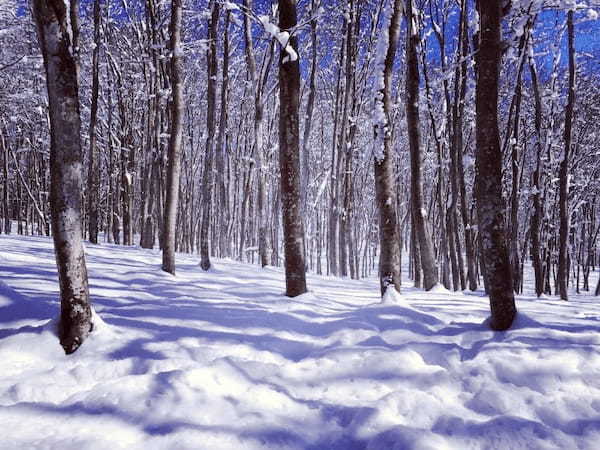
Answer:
32, 0, 92, 354
474, 0, 516, 330
162, 0, 184, 274
406, 0, 438, 290
278, 0, 307, 297
86, 0, 101, 244
558, 10, 576, 301
373, 0, 403, 296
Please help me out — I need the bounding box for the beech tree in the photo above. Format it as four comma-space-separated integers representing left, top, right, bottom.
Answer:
405, 0, 438, 291
278, 0, 307, 297
199, 0, 219, 271
162, 0, 184, 275
243, 0, 270, 268
86, 0, 101, 244
373, 0, 403, 296
474, 0, 516, 330
32, 0, 92, 353
557, 9, 576, 301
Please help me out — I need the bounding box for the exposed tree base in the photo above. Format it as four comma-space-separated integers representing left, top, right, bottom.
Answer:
489, 307, 516, 331
162, 263, 175, 275
60, 313, 93, 355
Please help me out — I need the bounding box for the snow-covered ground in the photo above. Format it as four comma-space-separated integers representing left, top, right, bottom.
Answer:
1, 233, 599, 450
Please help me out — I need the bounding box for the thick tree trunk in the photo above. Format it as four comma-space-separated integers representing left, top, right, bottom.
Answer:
373, 0, 403, 296
474, 0, 516, 330
278, 0, 307, 297
32, 0, 92, 354
86, 0, 101, 244
406, 0, 438, 290
558, 10, 576, 301
162, 0, 184, 274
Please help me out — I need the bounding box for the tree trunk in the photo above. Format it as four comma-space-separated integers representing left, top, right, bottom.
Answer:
86, 0, 101, 244
558, 10, 576, 301
373, 0, 403, 296
278, 0, 307, 297
199, 0, 219, 270
215, 11, 230, 258
406, 0, 438, 290
529, 54, 544, 297
1, 126, 10, 234
301, 0, 318, 230
474, 0, 516, 330
32, 0, 92, 354
162, 0, 184, 274
243, 0, 270, 268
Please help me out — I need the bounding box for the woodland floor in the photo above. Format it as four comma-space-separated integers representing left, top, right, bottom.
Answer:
1, 234, 600, 449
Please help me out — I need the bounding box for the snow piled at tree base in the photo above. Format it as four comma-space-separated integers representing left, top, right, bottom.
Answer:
1, 234, 599, 450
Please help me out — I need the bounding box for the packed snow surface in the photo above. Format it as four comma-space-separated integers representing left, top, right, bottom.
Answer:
1, 234, 600, 449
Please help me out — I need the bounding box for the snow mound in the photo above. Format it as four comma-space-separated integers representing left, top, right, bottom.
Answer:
380, 286, 403, 305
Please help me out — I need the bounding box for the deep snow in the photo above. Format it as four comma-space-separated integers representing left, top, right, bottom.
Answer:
1, 233, 599, 449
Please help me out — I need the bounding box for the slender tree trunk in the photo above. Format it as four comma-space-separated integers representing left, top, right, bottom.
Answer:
529, 55, 544, 297
162, 0, 184, 274
2, 126, 9, 234
373, 0, 403, 296
558, 10, 576, 301
199, 0, 219, 270
86, 0, 101, 244
278, 0, 307, 297
406, 0, 438, 290
0, 126, 10, 235
301, 0, 318, 230
215, 11, 230, 258
452, 0, 477, 291
328, 25, 346, 277
474, 0, 516, 330
32, 0, 92, 354
243, 0, 270, 268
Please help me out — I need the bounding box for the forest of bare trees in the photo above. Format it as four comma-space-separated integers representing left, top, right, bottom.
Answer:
1, 0, 600, 350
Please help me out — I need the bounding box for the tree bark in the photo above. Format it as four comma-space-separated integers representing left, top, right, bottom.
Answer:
301, 0, 318, 231
243, 0, 269, 268
406, 0, 438, 290
86, 0, 101, 244
558, 10, 576, 301
215, 11, 230, 258
162, 0, 184, 274
0, 126, 9, 234
474, 0, 516, 330
278, 0, 307, 297
2, 125, 9, 234
32, 0, 92, 354
199, 0, 219, 270
529, 52, 544, 297
373, 0, 403, 296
